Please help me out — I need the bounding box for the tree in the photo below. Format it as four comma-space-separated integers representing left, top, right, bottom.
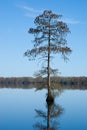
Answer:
34, 101, 64, 130
24, 10, 72, 102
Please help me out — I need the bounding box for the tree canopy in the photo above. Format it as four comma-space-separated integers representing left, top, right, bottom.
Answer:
24, 10, 71, 61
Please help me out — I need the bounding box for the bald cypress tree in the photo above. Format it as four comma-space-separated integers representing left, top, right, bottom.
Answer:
24, 10, 72, 102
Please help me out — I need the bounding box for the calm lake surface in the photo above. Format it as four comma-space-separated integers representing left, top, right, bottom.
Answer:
0, 88, 87, 130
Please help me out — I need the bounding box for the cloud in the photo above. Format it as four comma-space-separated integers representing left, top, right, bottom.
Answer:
23, 6, 41, 13
21, 5, 42, 18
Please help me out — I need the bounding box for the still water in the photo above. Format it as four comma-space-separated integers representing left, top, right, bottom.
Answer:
0, 88, 87, 130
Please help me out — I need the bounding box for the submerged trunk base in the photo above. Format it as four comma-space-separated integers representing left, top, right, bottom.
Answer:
46, 95, 54, 104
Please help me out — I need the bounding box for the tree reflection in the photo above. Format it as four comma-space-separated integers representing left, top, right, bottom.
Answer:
33, 99, 64, 130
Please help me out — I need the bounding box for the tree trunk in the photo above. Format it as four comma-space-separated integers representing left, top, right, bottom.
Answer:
46, 25, 54, 103
47, 27, 51, 95
47, 41, 51, 96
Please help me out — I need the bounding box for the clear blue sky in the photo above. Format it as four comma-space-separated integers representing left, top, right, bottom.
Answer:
0, 0, 87, 77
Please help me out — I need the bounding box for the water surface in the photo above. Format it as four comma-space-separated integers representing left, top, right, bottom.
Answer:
0, 88, 87, 130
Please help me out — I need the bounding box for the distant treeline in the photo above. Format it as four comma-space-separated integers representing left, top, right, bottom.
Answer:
0, 76, 87, 89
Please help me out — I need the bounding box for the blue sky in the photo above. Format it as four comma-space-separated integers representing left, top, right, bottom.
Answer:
0, 0, 87, 77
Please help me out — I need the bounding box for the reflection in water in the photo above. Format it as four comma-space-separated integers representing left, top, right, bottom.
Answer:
33, 90, 64, 130
0, 88, 87, 130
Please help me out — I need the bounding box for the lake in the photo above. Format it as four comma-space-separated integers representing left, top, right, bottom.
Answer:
0, 88, 87, 130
